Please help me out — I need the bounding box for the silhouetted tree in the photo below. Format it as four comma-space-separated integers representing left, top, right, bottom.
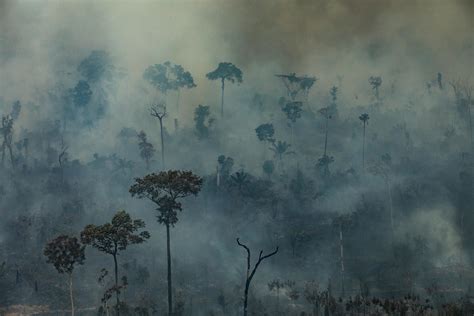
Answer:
255, 123, 275, 143
369, 76, 382, 101
78, 50, 115, 83
143, 62, 196, 111
44, 235, 85, 316
206, 62, 243, 117
137, 131, 155, 170
81, 210, 150, 315
359, 113, 370, 170
194, 104, 214, 139
268, 279, 285, 315
236, 238, 278, 316
130, 171, 203, 316
270, 140, 294, 161
1, 115, 15, 168
150, 104, 166, 168
262, 160, 275, 178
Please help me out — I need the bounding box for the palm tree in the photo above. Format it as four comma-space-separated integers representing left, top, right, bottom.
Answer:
206, 62, 243, 118
269, 140, 294, 161
359, 113, 370, 170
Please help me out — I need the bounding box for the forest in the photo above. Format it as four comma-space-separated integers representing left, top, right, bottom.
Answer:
0, 1, 473, 315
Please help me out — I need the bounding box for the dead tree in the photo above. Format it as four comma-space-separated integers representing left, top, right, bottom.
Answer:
236, 238, 278, 316
150, 104, 167, 169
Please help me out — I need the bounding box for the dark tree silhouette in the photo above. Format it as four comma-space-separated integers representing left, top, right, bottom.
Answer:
143, 61, 196, 114
71, 80, 93, 108
368, 76, 382, 101
270, 140, 294, 161
137, 131, 155, 170
78, 50, 115, 84
236, 238, 278, 316
206, 62, 243, 117
194, 104, 214, 139
81, 210, 150, 315
129, 170, 203, 316
255, 123, 275, 143
44, 235, 85, 316
359, 113, 370, 170
150, 104, 166, 168
332, 214, 353, 297
1, 115, 14, 168
275, 73, 316, 101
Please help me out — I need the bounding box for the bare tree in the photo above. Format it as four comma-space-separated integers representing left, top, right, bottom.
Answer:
236, 238, 278, 316
151, 104, 167, 168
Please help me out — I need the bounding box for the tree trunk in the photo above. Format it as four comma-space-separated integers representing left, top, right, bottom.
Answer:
166, 223, 173, 316
362, 123, 366, 171
243, 278, 250, 316
113, 253, 120, 316
221, 78, 225, 118
69, 273, 75, 316
339, 225, 345, 297
159, 118, 165, 169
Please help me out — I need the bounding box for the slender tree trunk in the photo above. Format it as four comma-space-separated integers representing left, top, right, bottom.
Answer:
7, 144, 14, 169
362, 123, 366, 171
166, 223, 173, 316
176, 90, 180, 116
243, 278, 250, 316
159, 118, 165, 169
69, 273, 75, 316
387, 178, 394, 235
221, 78, 225, 118
339, 225, 345, 297
324, 116, 329, 157
468, 102, 473, 152
113, 253, 120, 316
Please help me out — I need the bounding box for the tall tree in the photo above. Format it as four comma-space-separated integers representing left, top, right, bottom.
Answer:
143, 62, 196, 110
359, 113, 370, 170
137, 131, 155, 170
236, 238, 278, 316
129, 170, 203, 316
81, 210, 150, 315
1, 115, 14, 168
150, 104, 166, 168
206, 62, 243, 118
44, 235, 85, 316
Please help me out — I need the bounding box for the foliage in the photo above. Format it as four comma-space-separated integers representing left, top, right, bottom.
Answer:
206, 62, 243, 84
143, 61, 196, 94
255, 123, 275, 143
44, 235, 85, 274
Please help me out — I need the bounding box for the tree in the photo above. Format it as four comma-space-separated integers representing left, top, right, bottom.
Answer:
332, 214, 353, 297
268, 279, 285, 315
44, 235, 85, 316
230, 170, 251, 195
270, 140, 294, 161
71, 80, 93, 108
78, 50, 115, 84
304, 281, 322, 316
206, 62, 243, 118
129, 170, 203, 316
1, 115, 14, 168
275, 73, 316, 102
255, 123, 275, 143
236, 238, 278, 316
217, 155, 234, 186
194, 104, 214, 139
369, 153, 395, 236
143, 62, 196, 111
150, 104, 166, 168
81, 210, 150, 315
282, 101, 303, 144
368, 76, 382, 101
359, 113, 370, 170
137, 131, 155, 170
262, 160, 275, 178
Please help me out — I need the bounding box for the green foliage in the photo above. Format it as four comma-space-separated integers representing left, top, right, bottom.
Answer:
282, 101, 303, 123
206, 62, 243, 83
143, 61, 196, 94
255, 123, 274, 143
80, 210, 150, 255
137, 131, 155, 168
129, 170, 203, 226
44, 235, 85, 274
